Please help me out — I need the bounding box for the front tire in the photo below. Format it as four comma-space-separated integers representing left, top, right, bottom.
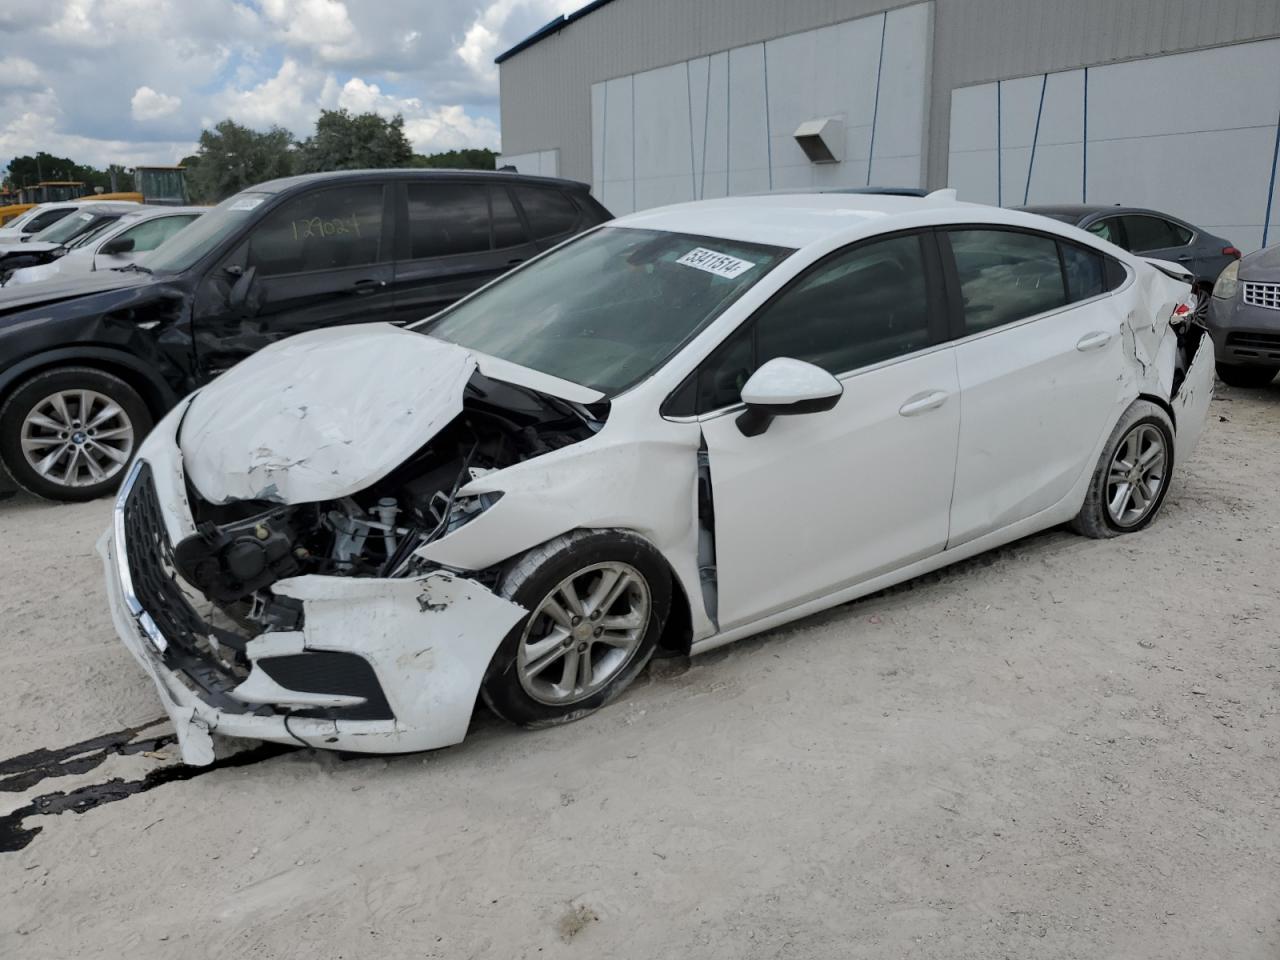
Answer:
1071, 400, 1175, 539
1216, 363, 1278, 388
481, 529, 672, 728
0, 367, 152, 501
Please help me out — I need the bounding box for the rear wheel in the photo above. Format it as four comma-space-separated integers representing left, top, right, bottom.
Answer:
0, 367, 152, 501
481, 530, 672, 727
1216, 363, 1278, 388
1071, 400, 1174, 539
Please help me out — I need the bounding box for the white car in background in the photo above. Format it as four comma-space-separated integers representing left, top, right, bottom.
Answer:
100, 191, 1215, 765
3, 206, 205, 286
0, 202, 83, 245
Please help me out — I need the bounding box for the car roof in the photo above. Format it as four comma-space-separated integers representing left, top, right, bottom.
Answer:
247, 168, 592, 196
113, 205, 206, 222
73, 201, 144, 214
612, 191, 1014, 249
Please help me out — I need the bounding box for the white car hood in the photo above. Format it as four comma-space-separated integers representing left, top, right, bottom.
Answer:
181, 324, 477, 504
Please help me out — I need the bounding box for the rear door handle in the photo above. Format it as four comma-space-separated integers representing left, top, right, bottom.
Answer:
1076, 331, 1112, 351
898, 390, 949, 417
351, 279, 387, 295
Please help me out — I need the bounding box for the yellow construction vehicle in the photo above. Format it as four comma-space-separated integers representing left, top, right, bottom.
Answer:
0, 167, 191, 225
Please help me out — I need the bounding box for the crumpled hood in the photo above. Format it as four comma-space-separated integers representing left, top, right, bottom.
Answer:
181, 323, 476, 504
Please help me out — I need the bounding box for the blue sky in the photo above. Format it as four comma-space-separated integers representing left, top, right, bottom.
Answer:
0, 0, 587, 173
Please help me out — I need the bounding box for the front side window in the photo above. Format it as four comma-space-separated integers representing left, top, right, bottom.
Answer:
685, 234, 933, 413
755, 233, 932, 376
948, 228, 1066, 334
424, 227, 791, 395
1122, 215, 1192, 251
116, 214, 200, 254
246, 185, 384, 277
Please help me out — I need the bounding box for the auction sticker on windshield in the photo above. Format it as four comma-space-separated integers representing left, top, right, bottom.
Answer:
676, 247, 756, 279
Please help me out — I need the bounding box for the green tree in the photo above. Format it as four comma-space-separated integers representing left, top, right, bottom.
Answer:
188, 119, 295, 203
410, 148, 497, 171
294, 109, 413, 173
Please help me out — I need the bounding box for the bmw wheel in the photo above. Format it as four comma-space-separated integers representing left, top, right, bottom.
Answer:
0, 367, 153, 502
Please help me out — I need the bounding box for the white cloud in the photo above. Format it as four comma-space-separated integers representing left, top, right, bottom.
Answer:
218, 58, 321, 132
404, 106, 500, 153
260, 0, 357, 61
1, 0, 590, 169
0, 57, 44, 91
131, 85, 182, 121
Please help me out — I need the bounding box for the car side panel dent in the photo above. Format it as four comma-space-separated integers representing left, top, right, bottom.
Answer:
418, 421, 714, 641
1171, 330, 1214, 465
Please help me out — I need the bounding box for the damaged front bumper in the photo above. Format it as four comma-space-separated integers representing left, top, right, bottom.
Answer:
99, 420, 525, 766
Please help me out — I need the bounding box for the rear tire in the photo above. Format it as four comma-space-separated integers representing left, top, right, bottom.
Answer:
1071, 400, 1175, 539
481, 529, 672, 728
0, 367, 152, 502
1215, 363, 1278, 388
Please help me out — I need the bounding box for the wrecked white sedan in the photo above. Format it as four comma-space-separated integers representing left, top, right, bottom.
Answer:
100, 192, 1214, 764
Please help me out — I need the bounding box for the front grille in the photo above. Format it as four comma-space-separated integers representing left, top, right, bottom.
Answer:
122, 463, 252, 709
1224, 331, 1280, 361
123, 463, 395, 722
1243, 281, 1280, 311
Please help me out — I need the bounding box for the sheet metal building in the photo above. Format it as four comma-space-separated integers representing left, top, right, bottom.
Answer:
496, 0, 1280, 251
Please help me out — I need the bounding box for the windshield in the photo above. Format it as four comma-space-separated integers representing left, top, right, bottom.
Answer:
145, 191, 271, 273
33, 210, 106, 245
423, 227, 791, 395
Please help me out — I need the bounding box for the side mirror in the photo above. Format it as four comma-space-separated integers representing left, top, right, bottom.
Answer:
228, 265, 259, 313
99, 236, 135, 256
736, 357, 843, 437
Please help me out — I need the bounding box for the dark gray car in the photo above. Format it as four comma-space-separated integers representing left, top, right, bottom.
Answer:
1205, 243, 1280, 388
1018, 204, 1240, 319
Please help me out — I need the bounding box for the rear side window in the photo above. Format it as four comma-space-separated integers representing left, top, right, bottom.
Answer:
490, 186, 528, 249
407, 183, 490, 258
948, 229, 1065, 334
1122, 215, 1192, 251
513, 185, 581, 239
1060, 241, 1127, 301
247, 185, 385, 277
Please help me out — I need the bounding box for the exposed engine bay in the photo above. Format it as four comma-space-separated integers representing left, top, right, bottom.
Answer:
173, 371, 602, 619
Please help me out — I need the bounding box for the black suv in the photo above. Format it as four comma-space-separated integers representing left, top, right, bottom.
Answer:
0, 170, 611, 501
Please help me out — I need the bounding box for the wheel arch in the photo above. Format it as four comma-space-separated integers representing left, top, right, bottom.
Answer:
0, 347, 178, 419
1136, 391, 1176, 435
494, 524, 698, 656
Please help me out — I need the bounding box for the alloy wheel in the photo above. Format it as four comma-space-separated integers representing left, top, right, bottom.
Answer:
1105, 423, 1167, 527
516, 562, 651, 706
19, 389, 135, 489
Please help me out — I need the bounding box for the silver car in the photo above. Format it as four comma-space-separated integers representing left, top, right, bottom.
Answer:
1207, 244, 1280, 388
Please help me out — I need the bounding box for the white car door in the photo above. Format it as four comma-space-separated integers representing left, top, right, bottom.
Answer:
696, 232, 961, 631
943, 227, 1129, 546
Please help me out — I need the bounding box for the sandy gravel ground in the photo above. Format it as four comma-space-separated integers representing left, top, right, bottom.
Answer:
1, 382, 1278, 959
